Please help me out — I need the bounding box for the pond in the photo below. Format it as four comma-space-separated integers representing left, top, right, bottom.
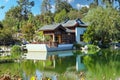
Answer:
0, 49, 120, 80
0, 50, 83, 80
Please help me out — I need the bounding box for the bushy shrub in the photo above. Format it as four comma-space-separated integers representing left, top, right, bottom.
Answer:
10, 45, 21, 58
83, 55, 94, 71
86, 44, 100, 54
73, 43, 82, 50
45, 35, 51, 42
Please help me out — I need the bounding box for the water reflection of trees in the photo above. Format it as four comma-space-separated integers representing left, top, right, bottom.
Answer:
83, 49, 120, 79
0, 63, 21, 76
51, 55, 76, 73
21, 60, 36, 76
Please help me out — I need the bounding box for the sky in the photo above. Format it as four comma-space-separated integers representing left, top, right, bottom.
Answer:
0, 0, 93, 21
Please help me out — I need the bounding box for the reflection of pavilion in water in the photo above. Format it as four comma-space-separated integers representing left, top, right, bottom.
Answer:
26, 51, 47, 60
26, 50, 74, 60
26, 50, 85, 71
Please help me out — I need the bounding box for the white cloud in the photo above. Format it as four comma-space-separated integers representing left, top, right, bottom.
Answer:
51, 4, 55, 13
76, 3, 89, 10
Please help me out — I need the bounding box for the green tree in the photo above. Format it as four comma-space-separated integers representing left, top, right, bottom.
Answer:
83, 7, 120, 44
11, 45, 22, 59
40, 0, 54, 25
87, 0, 99, 6
55, 0, 61, 12
88, 0, 120, 8
17, 0, 34, 20
34, 31, 44, 42
21, 23, 35, 42
3, 6, 22, 32
34, 14, 44, 28
0, 27, 14, 45
5, 6, 21, 20
55, 1, 73, 13
43, 12, 54, 24
54, 9, 67, 23
41, 0, 51, 14
35, 12, 53, 26
68, 10, 82, 20
94, 0, 99, 5
0, 21, 3, 29
89, 3, 98, 9
79, 6, 89, 17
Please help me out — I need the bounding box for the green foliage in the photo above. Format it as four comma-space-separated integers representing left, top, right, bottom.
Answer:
5, 6, 21, 20
0, 21, 3, 29
0, 27, 14, 45
41, 0, 51, 14
55, 1, 73, 13
21, 23, 35, 42
4, 6, 23, 30
68, 10, 83, 19
34, 31, 52, 42
89, 3, 98, 9
43, 12, 53, 24
73, 43, 82, 50
34, 15, 44, 28
11, 45, 21, 58
35, 13, 53, 26
34, 31, 44, 42
72, 50, 82, 56
22, 60, 36, 76
44, 35, 51, 42
84, 49, 120, 80
79, 7, 89, 16
17, 0, 34, 20
83, 55, 94, 71
3, 6, 24, 34
83, 7, 120, 44
88, 0, 120, 8
86, 44, 100, 54
54, 9, 67, 23
83, 26, 95, 43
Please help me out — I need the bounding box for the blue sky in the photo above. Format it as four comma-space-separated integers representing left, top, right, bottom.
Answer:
0, 0, 93, 21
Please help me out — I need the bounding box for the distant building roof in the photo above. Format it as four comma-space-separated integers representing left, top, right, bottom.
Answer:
62, 18, 87, 27
62, 20, 76, 27
39, 24, 61, 31
39, 19, 87, 31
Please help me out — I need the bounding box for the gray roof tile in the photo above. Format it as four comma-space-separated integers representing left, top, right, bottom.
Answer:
39, 19, 87, 31
39, 24, 60, 31
62, 19, 87, 27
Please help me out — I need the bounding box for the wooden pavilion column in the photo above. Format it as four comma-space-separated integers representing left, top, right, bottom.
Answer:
52, 34, 55, 42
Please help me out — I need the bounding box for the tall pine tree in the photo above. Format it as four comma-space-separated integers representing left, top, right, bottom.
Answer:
41, 0, 51, 14
17, 0, 34, 20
